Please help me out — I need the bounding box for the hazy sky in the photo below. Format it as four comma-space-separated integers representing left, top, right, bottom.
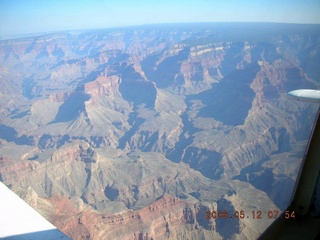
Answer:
1, 0, 320, 35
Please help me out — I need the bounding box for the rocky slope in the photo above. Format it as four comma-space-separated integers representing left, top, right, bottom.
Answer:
0, 23, 320, 239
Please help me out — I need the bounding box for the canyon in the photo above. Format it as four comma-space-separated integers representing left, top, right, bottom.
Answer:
0, 23, 320, 239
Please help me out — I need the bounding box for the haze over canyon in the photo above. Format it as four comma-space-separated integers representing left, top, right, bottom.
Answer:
0, 23, 319, 239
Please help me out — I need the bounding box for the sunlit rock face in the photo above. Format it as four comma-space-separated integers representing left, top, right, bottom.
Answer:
1, 23, 319, 239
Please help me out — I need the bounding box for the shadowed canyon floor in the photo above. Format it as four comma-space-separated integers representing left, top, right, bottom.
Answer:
0, 23, 320, 239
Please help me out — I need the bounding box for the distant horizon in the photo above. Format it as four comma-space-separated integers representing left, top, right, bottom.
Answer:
1, 0, 320, 36
1, 21, 320, 41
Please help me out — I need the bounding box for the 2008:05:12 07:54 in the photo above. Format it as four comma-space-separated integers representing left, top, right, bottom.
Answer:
205, 210, 295, 219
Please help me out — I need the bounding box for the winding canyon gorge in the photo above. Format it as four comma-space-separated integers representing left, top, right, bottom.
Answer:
0, 23, 320, 239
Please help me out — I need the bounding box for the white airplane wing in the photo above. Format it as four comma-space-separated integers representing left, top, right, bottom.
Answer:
287, 89, 320, 103
0, 181, 69, 239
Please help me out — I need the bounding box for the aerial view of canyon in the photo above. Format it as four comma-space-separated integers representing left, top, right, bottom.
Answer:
1, 1, 320, 240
